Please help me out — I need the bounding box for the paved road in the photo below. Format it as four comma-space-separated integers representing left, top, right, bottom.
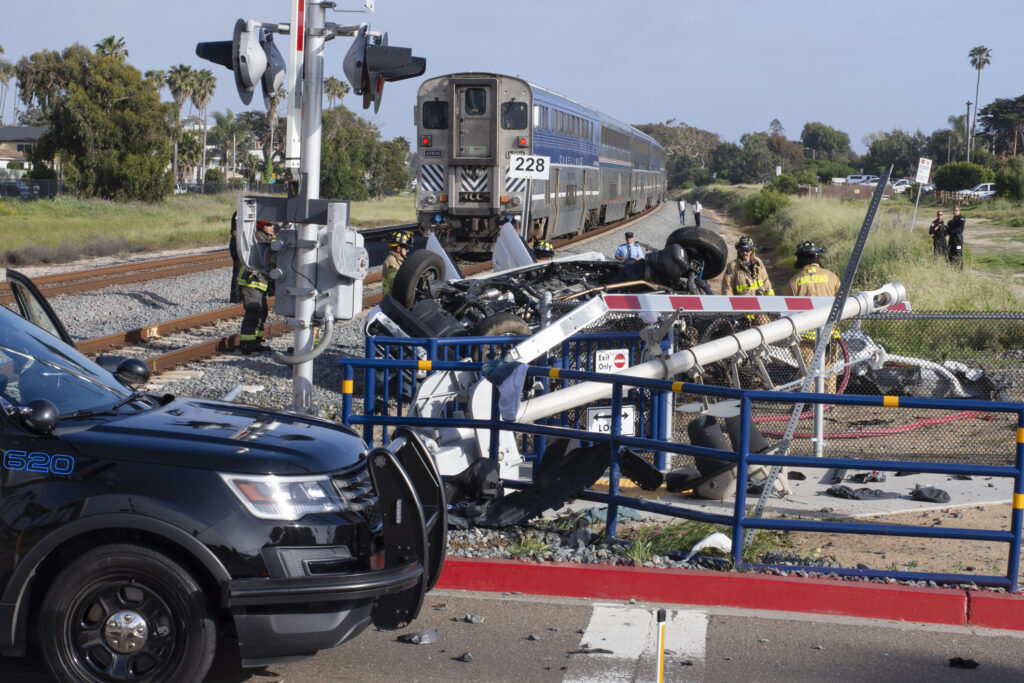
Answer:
5, 590, 1022, 682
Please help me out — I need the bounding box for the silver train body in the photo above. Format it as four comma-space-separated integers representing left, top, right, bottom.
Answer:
414, 73, 666, 252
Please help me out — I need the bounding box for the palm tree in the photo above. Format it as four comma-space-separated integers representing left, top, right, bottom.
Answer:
166, 64, 195, 184
967, 45, 992, 160
190, 69, 216, 183
144, 69, 167, 96
0, 47, 12, 126
265, 84, 286, 164
95, 35, 128, 61
210, 110, 250, 177
946, 114, 967, 162
323, 76, 349, 109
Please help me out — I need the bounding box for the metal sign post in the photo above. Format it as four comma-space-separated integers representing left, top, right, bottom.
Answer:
909, 157, 932, 233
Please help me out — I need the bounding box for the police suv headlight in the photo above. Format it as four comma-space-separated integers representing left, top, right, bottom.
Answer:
220, 473, 345, 521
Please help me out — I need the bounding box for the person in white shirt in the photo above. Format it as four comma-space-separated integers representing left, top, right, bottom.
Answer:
614, 232, 644, 261
693, 200, 703, 227
677, 198, 687, 225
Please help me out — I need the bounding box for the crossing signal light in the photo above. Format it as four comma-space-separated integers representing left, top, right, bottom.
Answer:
343, 29, 425, 113
196, 19, 285, 107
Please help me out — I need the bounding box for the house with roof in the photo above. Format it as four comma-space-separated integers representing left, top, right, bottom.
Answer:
0, 126, 46, 179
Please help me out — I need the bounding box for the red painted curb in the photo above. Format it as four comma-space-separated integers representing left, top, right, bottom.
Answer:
436, 557, 968, 626
968, 591, 1024, 630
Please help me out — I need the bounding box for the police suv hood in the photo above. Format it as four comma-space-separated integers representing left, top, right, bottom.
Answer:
59, 398, 368, 475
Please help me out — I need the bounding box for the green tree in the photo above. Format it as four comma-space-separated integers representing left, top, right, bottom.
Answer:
977, 96, 1024, 157
144, 69, 167, 96
635, 119, 721, 187
94, 35, 128, 61
994, 156, 1024, 200
265, 84, 285, 164
861, 128, 926, 177
209, 109, 250, 176
15, 44, 173, 201
709, 141, 743, 182
932, 161, 993, 192
166, 64, 194, 184
190, 69, 216, 182
967, 45, 992, 160
365, 137, 411, 198
0, 48, 13, 126
738, 132, 775, 183
323, 76, 349, 109
800, 122, 852, 163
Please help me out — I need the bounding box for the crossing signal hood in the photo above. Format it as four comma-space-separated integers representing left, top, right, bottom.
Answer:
343, 30, 425, 113
195, 19, 285, 107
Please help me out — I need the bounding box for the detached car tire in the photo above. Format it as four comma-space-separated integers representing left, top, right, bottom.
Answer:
391, 250, 447, 308
40, 544, 216, 683
665, 227, 728, 280
470, 313, 531, 361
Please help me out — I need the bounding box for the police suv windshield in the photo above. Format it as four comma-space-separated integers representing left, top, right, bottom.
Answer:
0, 307, 130, 415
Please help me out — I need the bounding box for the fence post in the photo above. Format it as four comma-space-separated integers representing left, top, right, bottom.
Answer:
1008, 411, 1024, 592
489, 383, 501, 463
341, 364, 353, 426
607, 383, 623, 538
364, 337, 377, 444
731, 395, 753, 567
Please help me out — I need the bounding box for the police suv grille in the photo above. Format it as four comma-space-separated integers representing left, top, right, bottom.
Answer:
331, 466, 381, 527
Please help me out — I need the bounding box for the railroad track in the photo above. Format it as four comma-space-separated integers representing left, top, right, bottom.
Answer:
31, 208, 659, 373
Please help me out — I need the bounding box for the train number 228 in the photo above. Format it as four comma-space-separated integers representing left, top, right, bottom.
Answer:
511, 155, 546, 174
2, 450, 75, 475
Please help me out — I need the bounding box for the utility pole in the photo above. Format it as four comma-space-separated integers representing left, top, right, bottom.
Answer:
966, 100, 972, 162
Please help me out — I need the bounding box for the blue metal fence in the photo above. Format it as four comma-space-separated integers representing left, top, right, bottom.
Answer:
341, 349, 1024, 591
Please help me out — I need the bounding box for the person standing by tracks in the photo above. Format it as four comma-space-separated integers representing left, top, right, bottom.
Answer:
229, 212, 243, 304
614, 232, 644, 262
237, 220, 276, 354
928, 210, 947, 259
946, 205, 966, 270
693, 199, 703, 227
721, 236, 774, 325
382, 230, 413, 296
785, 240, 841, 392
677, 197, 687, 225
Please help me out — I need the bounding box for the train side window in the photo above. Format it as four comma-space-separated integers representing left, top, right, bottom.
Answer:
464, 88, 487, 115
502, 102, 528, 129
533, 105, 541, 129
422, 101, 449, 129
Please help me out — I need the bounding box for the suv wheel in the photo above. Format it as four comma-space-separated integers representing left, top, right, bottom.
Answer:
40, 544, 216, 683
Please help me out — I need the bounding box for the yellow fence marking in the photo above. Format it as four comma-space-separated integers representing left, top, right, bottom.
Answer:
672, 381, 684, 392
548, 368, 560, 379
342, 380, 353, 394
1017, 427, 1024, 444
883, 395, 899, 408
1014, 493, 1024, 510
418, 360, 432, 371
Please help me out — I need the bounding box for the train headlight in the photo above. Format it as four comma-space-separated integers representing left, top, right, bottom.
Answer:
510, 196, 522, 207
424, 194, 437, 205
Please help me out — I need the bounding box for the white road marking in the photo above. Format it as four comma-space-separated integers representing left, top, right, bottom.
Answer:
563, 604, 707, 682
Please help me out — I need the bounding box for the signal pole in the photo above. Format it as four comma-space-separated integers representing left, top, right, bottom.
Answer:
197, 0, 424, 414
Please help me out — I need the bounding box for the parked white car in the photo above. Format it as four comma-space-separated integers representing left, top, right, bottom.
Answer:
890, 179, 912, 194
845, 174, 879, 185
956, 183, 997, 199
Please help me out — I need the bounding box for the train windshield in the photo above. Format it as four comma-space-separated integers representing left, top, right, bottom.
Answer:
422, 101, 449, 129
501, 102, 528, 130
464, 88, 487, 115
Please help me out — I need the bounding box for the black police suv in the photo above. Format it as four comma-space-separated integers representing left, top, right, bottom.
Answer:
0, 270, 446, 682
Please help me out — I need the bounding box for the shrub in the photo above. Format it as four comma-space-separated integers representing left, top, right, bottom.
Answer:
994, 157, 1024, 201
765, 174, 799, 195
204, 168, 226, 184
933, 161, 994, 192
743, 188, 789, 224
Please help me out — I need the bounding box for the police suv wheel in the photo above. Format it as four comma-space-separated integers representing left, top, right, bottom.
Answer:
664, 227, 729, 280
39, 544, 216, 683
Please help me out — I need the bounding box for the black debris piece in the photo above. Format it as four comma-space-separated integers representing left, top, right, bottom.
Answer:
455, 652, 474, 663
619, 448, 665, 490
825, 485, 900, 500
910, 486, 951, 503
848, 471, 886, 483
894, 471, 919, 477
787, 471, 806, 480
397, 629, 438, 645
463, 614, 485, 624
527, 634, 541, 641
570, 647, 614, 655
949, 657, 979, 669
953, 474, 973, 480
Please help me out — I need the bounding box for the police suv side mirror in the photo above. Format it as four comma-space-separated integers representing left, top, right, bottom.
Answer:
95, 356, 151, 386
19, 399, 59, 435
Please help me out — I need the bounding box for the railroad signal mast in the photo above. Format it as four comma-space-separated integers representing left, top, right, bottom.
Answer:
197, 0, 424, 414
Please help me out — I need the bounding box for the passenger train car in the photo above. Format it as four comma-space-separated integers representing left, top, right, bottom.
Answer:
414, 73, 666, 252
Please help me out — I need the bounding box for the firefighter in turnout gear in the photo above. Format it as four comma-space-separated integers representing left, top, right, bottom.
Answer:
722, 236, 774, 325
382, 230, 413, 296
533, 240, 555, 261
237, 220, 277, 354
785, 240, 841, 392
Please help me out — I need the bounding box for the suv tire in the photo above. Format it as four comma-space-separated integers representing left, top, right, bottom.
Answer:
391, 250, 447, 308
39, 543, 216, 683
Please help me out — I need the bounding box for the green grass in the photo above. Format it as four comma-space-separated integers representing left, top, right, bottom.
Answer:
506, 534, 552, 557
622, 517, 789, 564
0, 192, 416, 265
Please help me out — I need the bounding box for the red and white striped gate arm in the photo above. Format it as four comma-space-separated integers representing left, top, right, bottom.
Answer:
601, 293, 911, 314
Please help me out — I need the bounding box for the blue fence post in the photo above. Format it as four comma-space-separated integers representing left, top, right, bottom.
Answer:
607, 384, 623, 538
1008, 411, 1024, 591
731, 395, 753, 568
341, 364, 353, 426
364, 337, 377, 444
655, 337, 671, 471
489, 382, 501, 463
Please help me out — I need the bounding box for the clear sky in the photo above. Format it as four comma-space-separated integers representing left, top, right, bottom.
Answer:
1, 0, 1020, 153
